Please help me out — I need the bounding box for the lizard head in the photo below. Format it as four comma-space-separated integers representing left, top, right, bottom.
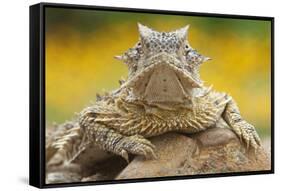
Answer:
115, 23, 210, 109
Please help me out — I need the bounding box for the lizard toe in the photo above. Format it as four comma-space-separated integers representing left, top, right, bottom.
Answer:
118, 135, 156, 160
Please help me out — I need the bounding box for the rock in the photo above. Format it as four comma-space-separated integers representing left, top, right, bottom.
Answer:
46, 163, 82, 184
81, 174, 107, 182
193, 127, 238, 147
46, 126, 271, 183
116, 128, 270, 179
117, 133, 197, 179
80, 156, 128, 180
46, 155, 128, 184
262, 137, 271, 158
46, 172, 82, 184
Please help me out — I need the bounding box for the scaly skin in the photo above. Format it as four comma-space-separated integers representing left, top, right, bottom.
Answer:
47, 23, 261, 174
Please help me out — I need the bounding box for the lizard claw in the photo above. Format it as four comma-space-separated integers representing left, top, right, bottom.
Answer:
232, 120, 261, 151
117, 134, 157, 160
120, 149, 129, 163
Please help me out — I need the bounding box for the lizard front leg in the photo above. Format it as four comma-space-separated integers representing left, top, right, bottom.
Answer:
88, 124, 156, 162
222, 96, 261, 149
79, 111, 156, 162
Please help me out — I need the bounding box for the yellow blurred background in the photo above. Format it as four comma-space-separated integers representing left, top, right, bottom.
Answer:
45, 8, 271, 136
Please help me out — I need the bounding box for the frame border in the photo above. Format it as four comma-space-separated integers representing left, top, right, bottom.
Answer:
29, 2, 274, 188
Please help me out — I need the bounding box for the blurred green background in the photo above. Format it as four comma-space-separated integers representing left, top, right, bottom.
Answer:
45, 8, 271, 137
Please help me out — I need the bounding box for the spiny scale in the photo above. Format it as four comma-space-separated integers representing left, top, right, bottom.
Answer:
91, 96, 220, 138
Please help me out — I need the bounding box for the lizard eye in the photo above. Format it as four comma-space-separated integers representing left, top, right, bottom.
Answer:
185, 50, 198, 64
136, 42, 144, 54
185, 49, 210, 66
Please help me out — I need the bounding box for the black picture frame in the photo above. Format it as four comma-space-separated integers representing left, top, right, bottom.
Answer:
29, 2, 275, 189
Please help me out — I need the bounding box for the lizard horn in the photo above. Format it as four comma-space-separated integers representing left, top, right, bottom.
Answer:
175, 25, 190, 41
137, 23, 153, 39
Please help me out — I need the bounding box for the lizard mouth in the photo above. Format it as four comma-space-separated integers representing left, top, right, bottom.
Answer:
122, 53, 202, 107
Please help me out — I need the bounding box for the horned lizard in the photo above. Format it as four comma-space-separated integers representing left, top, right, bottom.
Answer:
46, 23, 261, 182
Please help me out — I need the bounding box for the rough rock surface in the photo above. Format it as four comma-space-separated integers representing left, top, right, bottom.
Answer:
46, 127, 270, 183
116, 128, 270, 179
